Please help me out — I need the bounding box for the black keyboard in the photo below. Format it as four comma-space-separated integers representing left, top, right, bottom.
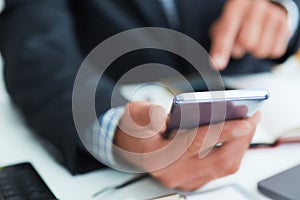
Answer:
0, 163, 57, 200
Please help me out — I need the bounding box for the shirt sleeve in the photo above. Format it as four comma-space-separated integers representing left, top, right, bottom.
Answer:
0, 0, 4, 13
0, 0, 127, 174
88, 106, 125, 167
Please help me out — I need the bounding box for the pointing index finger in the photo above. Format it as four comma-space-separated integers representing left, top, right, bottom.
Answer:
210, 0, 249, 70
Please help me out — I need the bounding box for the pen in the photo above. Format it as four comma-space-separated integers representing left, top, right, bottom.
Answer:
149, 193, 186, 200
92, 174, 149, 198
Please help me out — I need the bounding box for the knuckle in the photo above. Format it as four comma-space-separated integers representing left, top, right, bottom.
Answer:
246, 42, 257, 52
163, 180, 178, 189
178, 185, 193, 192
157, 176, 178, 189
229, 162, 240, 175
267, 8, 288, 26
255, 1, 268, 12
252, 49, 269, 59
223, 160, 240, 175
214, 20, 233, 41
150, 170, 162, 179
178, 180, 208, 191
270, 6, 287, 20
238, 34, 255, 52
272, 43, 288, 58
216, 152, 240, 176
272, 48, 285, 58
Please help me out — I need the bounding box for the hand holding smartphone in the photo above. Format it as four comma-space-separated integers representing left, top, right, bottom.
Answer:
164, 89, 269, 138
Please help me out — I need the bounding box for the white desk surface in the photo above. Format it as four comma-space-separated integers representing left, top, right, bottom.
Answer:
1, 57, 300, 200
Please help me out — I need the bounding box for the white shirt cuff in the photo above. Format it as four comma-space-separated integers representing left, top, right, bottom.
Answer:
0, 0, 4, 13
271, 0, 300, 35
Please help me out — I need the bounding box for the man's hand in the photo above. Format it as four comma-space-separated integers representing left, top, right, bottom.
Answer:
210, 0, 291, 70
114, 101, 260, 191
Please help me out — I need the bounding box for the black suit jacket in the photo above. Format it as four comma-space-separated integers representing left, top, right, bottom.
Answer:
0, 0, 299, 174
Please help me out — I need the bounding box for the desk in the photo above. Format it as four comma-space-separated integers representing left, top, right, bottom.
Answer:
1, 59, 300, 200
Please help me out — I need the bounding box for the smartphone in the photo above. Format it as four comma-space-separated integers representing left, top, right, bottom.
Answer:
164, 89, 269, 138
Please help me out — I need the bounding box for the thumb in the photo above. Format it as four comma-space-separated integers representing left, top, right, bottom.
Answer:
149, 105, 168, 134
120, 102, 167, 138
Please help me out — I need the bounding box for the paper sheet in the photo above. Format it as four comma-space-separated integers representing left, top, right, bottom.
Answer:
187, 186, 251, 200
223, 72, 300, 139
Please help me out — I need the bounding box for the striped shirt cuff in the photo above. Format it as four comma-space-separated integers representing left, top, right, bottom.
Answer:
89, 106, 125, 167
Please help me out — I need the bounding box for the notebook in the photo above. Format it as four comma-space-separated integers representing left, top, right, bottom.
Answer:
258, 164, 300, 200
223, 70, 300, 147
186, 185, 257, 200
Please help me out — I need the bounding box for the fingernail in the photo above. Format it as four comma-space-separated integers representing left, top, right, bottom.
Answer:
212, 55, 227, 70
232, 122, 251, 137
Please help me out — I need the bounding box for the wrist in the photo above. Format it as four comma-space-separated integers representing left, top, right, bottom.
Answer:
114, 126, 147, 154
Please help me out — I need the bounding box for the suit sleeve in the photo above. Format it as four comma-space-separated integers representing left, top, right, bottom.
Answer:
0, 0, 123, 174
